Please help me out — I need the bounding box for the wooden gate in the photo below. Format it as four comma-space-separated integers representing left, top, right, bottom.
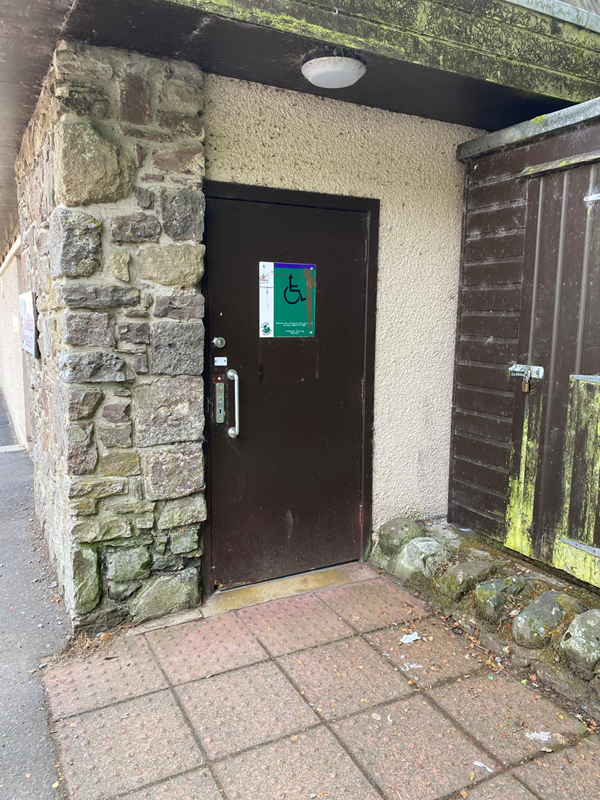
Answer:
450, 110, 600, 587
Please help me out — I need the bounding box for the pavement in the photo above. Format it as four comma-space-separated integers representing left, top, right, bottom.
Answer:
0, 392, 69, 800
43, 566, 599, 800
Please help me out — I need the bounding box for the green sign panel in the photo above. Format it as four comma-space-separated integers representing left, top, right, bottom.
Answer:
259, 262, 316, 338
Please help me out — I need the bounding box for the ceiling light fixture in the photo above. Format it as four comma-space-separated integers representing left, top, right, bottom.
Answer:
301, 55, 366, 89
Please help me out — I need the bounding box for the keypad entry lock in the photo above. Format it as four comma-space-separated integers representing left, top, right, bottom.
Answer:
508, 363, 544, 393
214, 375, 226, 423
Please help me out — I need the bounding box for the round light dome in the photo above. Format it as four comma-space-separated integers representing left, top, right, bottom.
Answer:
301, 56, 366, 89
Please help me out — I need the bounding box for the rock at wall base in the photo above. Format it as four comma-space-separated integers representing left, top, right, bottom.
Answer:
129, 567, 200, 622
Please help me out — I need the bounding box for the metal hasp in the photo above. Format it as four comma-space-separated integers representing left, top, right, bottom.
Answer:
508, 363, 545, 392
227, 369, 239, 438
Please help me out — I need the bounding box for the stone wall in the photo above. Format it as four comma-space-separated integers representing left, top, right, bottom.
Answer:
16, 40, 206, 628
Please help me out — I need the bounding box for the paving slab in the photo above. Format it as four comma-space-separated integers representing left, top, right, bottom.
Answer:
146, 613, 267, 685
237, 592, 355, 656
333, 694, 498, 800
512, 734, 600, 798
430, 674, 587, 766
318, 578, 428, 633
43, 636, 167, 719
54, 691, 203, 800
120, 769, 222, 800
463, 775, 537, 798
278, 636, 411, 720
213, 726, 381, 800
177, 661, 318, 759
365, 617, 486, 687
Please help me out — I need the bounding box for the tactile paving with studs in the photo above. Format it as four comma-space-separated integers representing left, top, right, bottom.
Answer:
237, 592, 355, 656
318, 578, 429, 632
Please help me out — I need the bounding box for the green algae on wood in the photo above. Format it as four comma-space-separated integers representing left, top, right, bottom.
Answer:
505, 396, 543, 559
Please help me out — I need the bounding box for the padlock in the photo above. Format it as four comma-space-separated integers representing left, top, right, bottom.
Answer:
522, 378, 530, 393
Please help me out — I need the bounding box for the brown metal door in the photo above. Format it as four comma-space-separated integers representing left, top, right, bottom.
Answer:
507, 162, 600, 577
204, 184, 377, 589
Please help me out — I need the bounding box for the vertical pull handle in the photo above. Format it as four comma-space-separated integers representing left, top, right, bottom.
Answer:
227, 369, 240, 438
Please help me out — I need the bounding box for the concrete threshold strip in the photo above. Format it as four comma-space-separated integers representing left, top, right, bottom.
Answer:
0, 444, 24, 453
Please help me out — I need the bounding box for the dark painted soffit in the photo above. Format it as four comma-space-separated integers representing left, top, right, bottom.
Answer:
63, 0, 578, 131
5, 0, 600, 258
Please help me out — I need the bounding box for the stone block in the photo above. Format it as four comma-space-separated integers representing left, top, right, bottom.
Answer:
156, 111, 204, 137
108, 581, 142, 602
142, 445, 204, 500
171, 526, 199, 555
54, 118, 133, 206
159, 77, 203, 113
54, 43, 114, 81
99, 450, 141, 477
133, 351, 148, 373
68, 477, 128, 500
119, 71, 151, 124
105, 546, 151, 582
59, 351, 133, 383
68, 386, 103, 420
388, 537, 449, 583
129, 567, 199, 621
63, 312, 115, 347
67, 422, 98, 475
560, 609, 600, 679
139, 244, 204, 286
154, 292, 204, 320
56, 85, 111, 119
70, 497, 98, 516
111, 213, 161, 244
133, 376, 204, 446
72, 516, 132, 543
157, 494, 207, 529
474, 577, 531, 621
439, 560, 497, 601
98, 422, 132, 449
110, 250, 131, 282
160, 189, 204, 241
153, 147, 204, 175
378, 517, 423, 556
150, 320, 204, 376
102, 402, 130, 423
513, 591, 586, 649
134, 187, 155, 209
117, 322, 150, 344
134, 513, 155, 530
62, 284, 139, 309
72, 546, 100, 615
153, 551, 184, 571
49, 206, 102, 278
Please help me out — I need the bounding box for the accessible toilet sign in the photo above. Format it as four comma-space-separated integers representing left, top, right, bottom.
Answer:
259, 262, 316, 338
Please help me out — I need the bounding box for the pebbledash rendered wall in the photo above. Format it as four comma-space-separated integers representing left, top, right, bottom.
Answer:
17, 41, 207, 628
203, 75, 478, 529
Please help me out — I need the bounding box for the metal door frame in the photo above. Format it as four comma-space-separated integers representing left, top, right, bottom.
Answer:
201, 181, 380, 597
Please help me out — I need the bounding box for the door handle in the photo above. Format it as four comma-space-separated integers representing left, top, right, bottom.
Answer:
227, 369, 240, 438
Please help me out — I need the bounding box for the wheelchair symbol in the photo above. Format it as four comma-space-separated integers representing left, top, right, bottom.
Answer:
283, 274, 305, 305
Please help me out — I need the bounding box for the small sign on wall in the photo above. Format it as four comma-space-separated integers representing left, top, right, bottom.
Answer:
259, 262, 317, 338
19, 291, 38, 357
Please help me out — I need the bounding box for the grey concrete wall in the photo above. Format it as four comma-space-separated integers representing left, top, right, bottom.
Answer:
0, 250, 29, 447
